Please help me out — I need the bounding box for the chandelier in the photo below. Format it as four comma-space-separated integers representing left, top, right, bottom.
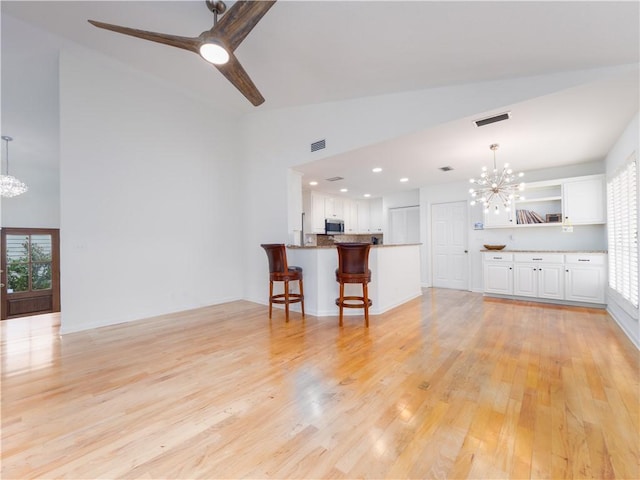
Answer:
469, 143, 524, 214
1, 136, 28, 198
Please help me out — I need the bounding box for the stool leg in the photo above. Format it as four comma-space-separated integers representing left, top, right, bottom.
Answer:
268, 280, 273, 318
339, 282, 344, 326
363, 282, 369, 328
284, 280, 290, 322
299, 278, 305, 318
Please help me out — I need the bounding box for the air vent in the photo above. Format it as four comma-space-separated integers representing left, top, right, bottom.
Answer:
311, 139, 326, 152
325, 176, 344, 182
439, 166, 454, 172
474, 112, 511, 127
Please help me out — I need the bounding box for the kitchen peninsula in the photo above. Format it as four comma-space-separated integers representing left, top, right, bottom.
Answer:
287, 243, 422, 318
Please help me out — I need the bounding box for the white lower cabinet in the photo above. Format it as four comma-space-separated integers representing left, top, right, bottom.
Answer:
564, 254, 607, 304
513, 254, 564, 300
483, 253, 514, 295
484, 252, 606, 305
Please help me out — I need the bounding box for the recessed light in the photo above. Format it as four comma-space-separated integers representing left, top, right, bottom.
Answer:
372, 167, 382, 173
340, 188, 348, 192
400, 178, 409, 182
364, 193, 371, 198
309, 181, 318, 186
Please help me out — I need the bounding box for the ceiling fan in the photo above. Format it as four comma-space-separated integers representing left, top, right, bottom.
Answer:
88, 0, 276, 106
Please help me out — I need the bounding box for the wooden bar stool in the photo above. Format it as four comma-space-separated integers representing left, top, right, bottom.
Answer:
260, 244, 304, 322
335, 243, 372, 327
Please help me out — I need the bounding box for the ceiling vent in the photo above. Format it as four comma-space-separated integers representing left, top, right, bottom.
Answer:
439, 166, 454, 172
325, 176, 344, 182
311, 139, 326, 152
474, 112, 510, 127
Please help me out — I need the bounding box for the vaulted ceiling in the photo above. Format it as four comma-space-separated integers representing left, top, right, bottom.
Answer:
3, 1, 639, 197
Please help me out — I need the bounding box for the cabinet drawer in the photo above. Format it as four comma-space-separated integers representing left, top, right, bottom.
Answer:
565, 254, 606, 265
514, 253, 564, 264
483, 253, 513, 262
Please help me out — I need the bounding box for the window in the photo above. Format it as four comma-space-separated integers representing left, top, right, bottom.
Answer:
607, 153, 638, 309
6, 234, 53, 293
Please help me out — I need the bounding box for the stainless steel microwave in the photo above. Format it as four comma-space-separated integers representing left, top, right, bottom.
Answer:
325, 218, 345, 234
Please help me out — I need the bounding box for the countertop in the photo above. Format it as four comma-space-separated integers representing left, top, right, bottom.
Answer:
481, 249, 607, 253
288, 243, 422, 249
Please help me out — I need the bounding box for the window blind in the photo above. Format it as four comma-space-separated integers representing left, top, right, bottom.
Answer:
607, 153, 638, 308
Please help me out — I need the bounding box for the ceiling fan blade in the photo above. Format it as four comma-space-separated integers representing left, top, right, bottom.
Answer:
88, 20, 200, 54
213, 0, 277, 52
216, 52, 265, 106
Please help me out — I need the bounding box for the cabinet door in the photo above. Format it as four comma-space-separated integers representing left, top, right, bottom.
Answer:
357, 200, 370, 233
513, 264, 537, 297
369, 198, 383, 233
344, 200, 357, 233
311, 193, 326, 233
565, 266, 606, 303
537, 264, 564, 300
328, 197, 344, 219
563, 176, 605, 225
484, 263, 513, 294
484, 208, 514, 228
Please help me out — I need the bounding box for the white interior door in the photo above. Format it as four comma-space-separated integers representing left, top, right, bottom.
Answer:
431, 201, 469, 290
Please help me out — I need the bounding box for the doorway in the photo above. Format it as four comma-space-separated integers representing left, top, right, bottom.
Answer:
431, 201, 469, 290
1, 228, 60, 319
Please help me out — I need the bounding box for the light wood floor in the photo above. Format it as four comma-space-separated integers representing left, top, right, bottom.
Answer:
1, 289, 638, 479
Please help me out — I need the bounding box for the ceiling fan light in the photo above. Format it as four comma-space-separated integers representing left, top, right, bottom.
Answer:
199, 41, 229, 65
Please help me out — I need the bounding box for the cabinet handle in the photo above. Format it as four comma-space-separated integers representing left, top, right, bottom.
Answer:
533, 268, 537, 271
566, 269, 569, 273
578, 259, 590, 262
532, 258, 543, 261
493, 256, 502, 260
509, 267, 512, 270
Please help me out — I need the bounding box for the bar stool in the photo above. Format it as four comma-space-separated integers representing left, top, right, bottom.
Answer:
335, 243, 372, 327
260, 244, 304, 322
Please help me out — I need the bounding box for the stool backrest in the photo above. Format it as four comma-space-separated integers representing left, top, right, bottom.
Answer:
261, 244, 288, 274
336, 243, 371, 275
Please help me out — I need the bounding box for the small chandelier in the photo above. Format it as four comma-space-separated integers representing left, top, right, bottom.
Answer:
469, 143, 524, 214
1, 136, 28, 198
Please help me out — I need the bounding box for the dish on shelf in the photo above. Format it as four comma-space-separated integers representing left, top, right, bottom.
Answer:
484, 244, 506, 250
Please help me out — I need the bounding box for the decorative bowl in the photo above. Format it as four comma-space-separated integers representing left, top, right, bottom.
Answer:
484, 244, 506, 250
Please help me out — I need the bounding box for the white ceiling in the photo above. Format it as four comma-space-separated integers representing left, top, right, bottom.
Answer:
3, 1, 639, 197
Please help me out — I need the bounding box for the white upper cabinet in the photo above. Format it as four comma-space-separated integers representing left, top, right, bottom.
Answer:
484, 207, 515, 228
483, 174, 605, 228
304, 192, 381, 234
562, 175, 606, 225
369, 197, 383, 233
356, 200, 371, 233
344, 199, 357, 233
303, 191, 327, 233
324, 196, 344, 219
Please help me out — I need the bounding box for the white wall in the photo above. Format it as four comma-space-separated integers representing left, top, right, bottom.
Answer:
605, 112, 639, 348
58, 47, 245, 333
1, 15, 60, 228
420, 161, 607, 290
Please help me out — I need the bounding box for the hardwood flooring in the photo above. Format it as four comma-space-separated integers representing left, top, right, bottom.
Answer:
1, 289, 638, 479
